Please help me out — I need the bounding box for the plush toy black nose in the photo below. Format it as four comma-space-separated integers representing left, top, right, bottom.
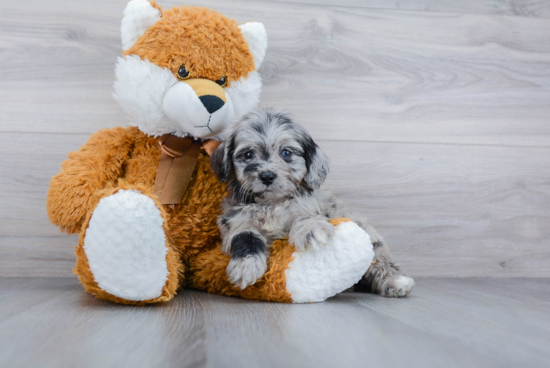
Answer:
259, 171, 277, 186
199, 95, 225, 114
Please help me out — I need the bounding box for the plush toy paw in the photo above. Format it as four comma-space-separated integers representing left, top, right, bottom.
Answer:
285, 219, 374, 303
289, 216, 336, 251
83, 189, 170, 301
226, 253, 267, 290
379, 275, 415, 297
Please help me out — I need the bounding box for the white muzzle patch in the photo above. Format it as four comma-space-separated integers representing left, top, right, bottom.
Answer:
163, 82, 235, 139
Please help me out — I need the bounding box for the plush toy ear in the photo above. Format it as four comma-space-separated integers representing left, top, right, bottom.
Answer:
121, 0, 162, 51
239, 22, 268, 70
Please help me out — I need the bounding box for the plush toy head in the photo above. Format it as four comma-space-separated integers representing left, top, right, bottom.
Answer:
113, 0, 267, 140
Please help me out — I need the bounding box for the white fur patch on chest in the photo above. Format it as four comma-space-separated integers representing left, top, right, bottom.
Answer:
247, 202, 294, 238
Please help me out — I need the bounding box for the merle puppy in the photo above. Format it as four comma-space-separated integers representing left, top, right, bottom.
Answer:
211, 107, 414, 296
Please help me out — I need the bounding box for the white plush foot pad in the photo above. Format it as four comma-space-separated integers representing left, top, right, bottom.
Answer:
84, 190, 169, 301
285, 221, 374, 303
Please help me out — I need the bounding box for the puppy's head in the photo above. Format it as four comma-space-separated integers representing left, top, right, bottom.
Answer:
211, 108, 329, 202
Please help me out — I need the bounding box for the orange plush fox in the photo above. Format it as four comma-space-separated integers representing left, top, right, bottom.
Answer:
46, 0, 374, 305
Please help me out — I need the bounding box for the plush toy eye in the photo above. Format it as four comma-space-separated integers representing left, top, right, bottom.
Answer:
177, 66, 190, 80
281, 149, 292, 159
215, 77, 227, 87
244, 150, 254, 160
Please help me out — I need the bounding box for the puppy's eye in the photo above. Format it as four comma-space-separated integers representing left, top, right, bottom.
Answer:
177, 65, 190, 80
215, 77, 227, 87
244, 150, 254, 160
281, 149, 292, 159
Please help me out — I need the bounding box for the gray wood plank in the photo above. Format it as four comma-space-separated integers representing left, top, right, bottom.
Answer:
0, 278, 207, 368
0, 236, 76, 277
262, 0, 550, 18
323, 140, 550, 278
0, 132, 86, 277
2, 132, 550, 278
0, 277, 77, 322
344, 278, 550, 367
1, 277, 549, 368
1, 0, 549, 147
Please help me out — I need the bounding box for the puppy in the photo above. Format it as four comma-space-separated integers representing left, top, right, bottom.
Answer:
211, 108, 414, 296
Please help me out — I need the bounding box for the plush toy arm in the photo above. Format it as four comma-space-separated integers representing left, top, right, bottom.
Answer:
46, 127, 134, 234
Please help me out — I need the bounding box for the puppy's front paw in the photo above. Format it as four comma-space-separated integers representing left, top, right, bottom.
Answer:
379, 276, 415, 297
290, 219, 335, 251
226, 254, 267, 290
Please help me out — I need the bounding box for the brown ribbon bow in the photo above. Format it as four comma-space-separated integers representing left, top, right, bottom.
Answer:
154, 134, 220, 207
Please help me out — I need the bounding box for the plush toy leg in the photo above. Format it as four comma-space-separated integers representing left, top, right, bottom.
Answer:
74, 185, 183, 305
189, 218, 374, 303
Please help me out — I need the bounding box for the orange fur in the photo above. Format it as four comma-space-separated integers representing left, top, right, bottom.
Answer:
46, 3, 301, 305
189, 238, 295, 303
124, 6, 256, 86
329, 217, 352, 226
149, 0, 163, 15
48, 127, 296, 304
47, 127, 134, 234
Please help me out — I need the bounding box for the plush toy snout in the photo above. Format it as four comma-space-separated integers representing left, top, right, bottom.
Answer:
185, 79, 227, 113
162, 78, 236, 138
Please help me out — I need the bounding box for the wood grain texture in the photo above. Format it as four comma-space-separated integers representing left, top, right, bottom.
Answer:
262, 0, 550, 18
1, 277, 549, 368
1, 0, 549, 277
2, 132, 549, 277
1, 0, 550, 146
322, 140, 550, 277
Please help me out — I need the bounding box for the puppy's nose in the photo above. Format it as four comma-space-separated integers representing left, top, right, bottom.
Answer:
199, 95, 225, 114
259, 171, 277, 186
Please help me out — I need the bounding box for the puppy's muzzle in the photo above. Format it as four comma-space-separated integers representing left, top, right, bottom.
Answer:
259, 171, 277, 186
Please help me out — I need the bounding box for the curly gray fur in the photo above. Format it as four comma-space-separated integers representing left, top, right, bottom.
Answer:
211, 107, 414, 295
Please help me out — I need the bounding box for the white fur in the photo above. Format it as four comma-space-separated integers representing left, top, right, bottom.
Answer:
239, 22, 268, 69
226, 253, 268, 290
225, 71, 262, 119
114, 55, 263, 139
385, 276, 415, 297
163, 82, 235, 139
121, 0, 161, 51
84, 190, 169, 301
285, 221, 374, 303
113, 55, 179, 137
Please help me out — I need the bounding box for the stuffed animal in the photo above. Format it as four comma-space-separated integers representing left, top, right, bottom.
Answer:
46, 0, 374, 305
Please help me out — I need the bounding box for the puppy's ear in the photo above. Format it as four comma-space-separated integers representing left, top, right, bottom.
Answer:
302, 137, 330, 190
210, 134, 235, 182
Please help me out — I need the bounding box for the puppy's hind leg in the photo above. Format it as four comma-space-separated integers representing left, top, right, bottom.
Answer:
357, 241, 415, 297
339, 212, 414, 297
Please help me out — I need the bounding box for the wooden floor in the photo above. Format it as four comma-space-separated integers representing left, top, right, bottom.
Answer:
0, 277, 549, 368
